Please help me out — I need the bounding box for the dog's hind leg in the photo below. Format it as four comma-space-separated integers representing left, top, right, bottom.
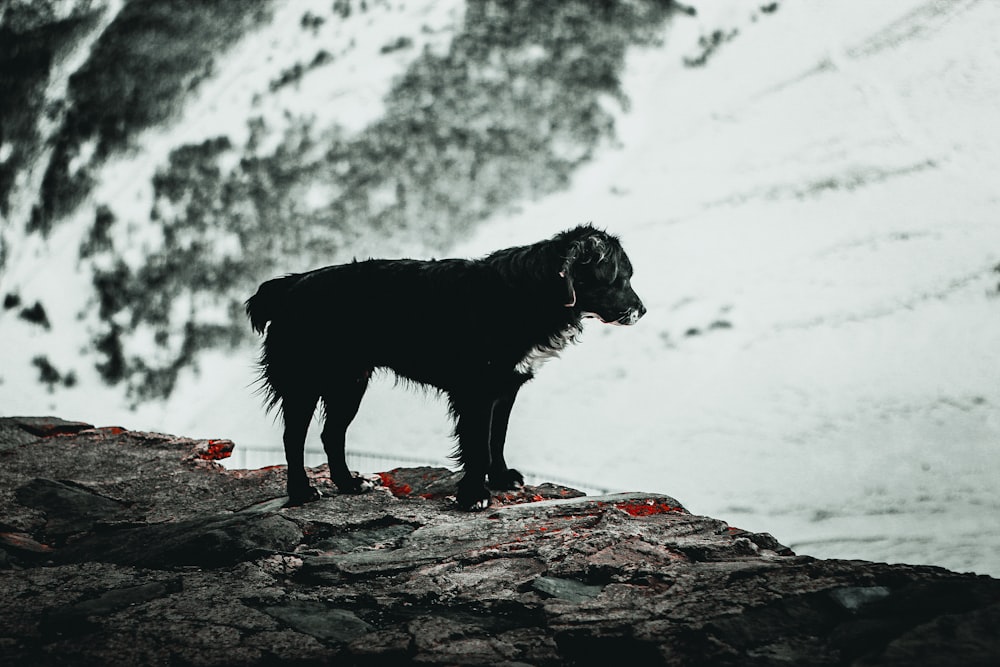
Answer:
487, 387, 525, 491
281, 393, 320, 506
320, 370, 373, 494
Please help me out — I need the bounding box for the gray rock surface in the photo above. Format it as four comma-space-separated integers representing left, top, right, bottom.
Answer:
1, 416, 998, 666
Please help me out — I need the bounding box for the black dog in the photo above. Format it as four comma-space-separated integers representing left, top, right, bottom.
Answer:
246, 224, 645, 509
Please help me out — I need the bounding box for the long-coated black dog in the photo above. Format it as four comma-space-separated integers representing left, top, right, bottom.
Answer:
246, 224, 645, 510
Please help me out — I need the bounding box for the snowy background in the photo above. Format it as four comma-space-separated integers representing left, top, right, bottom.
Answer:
2, 0, 998, 577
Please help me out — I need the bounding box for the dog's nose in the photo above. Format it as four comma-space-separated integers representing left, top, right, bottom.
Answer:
623, 304, 645, 325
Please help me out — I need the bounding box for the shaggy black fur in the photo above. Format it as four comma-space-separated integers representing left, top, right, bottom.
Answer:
246, 224, 645, 509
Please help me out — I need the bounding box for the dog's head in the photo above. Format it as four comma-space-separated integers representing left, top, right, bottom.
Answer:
559, 226, 646, 326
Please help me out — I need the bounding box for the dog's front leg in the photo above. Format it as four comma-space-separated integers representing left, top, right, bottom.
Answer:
487, 389, 524, 491
451, 394, 494, 511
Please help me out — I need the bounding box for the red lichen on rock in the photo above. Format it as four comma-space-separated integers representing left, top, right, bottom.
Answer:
0, 532, 53, 553
493, 491, 547, 506
534, 524, 565, 534
182, 439, 235, 463
13, 417, 94, 438
378, 472, 413, 497
198, 439, 234, 461
613, 499, 686, 517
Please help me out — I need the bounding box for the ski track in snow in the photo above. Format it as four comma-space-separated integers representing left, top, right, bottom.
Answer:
2, 0, 998, 577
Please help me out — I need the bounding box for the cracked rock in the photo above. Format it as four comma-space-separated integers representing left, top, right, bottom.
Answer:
1, 418, 998, 666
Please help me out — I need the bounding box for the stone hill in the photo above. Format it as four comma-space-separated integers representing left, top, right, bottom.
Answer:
1, 416, 998, 665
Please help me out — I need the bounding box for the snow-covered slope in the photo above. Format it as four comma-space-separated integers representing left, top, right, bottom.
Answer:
2, 0, 998, 576
454, 0, 1000, 575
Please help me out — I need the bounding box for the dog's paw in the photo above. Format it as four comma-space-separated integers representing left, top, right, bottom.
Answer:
284, 485, 322, 507
488, 468, 525, 491
456, 484, 492, 511
335, 474, 375, 495
456, 495, 491, 511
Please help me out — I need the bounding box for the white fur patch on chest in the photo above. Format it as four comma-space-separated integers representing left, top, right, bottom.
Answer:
515, 326, 577, 375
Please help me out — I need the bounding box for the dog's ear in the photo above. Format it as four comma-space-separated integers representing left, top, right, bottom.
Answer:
559, 268, 576, 307
560, 233, 609, 307
559, 238, 583, 307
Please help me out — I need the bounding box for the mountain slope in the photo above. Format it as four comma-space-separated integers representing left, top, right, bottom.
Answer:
2, 0, 998, 576
453, 0, 1000, 575
2, 0, 679, 400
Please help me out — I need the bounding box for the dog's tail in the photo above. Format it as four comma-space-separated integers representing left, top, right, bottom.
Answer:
245, 275, 296, 334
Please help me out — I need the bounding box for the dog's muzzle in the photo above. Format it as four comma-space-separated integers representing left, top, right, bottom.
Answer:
584, 302, 646, 326
617, 305, 645, 325
612, 302, 646, 326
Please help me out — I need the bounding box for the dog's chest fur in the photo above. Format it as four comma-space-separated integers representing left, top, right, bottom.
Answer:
514, 323, 579, 375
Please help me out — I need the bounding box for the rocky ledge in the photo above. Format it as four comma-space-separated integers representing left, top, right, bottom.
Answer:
1, 417, 998, 666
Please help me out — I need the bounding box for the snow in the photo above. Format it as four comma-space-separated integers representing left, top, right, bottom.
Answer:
86, 0, 465, 261
1, 0, 125, 237
451, 0, 1000, 575
3, 0, 999, 577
